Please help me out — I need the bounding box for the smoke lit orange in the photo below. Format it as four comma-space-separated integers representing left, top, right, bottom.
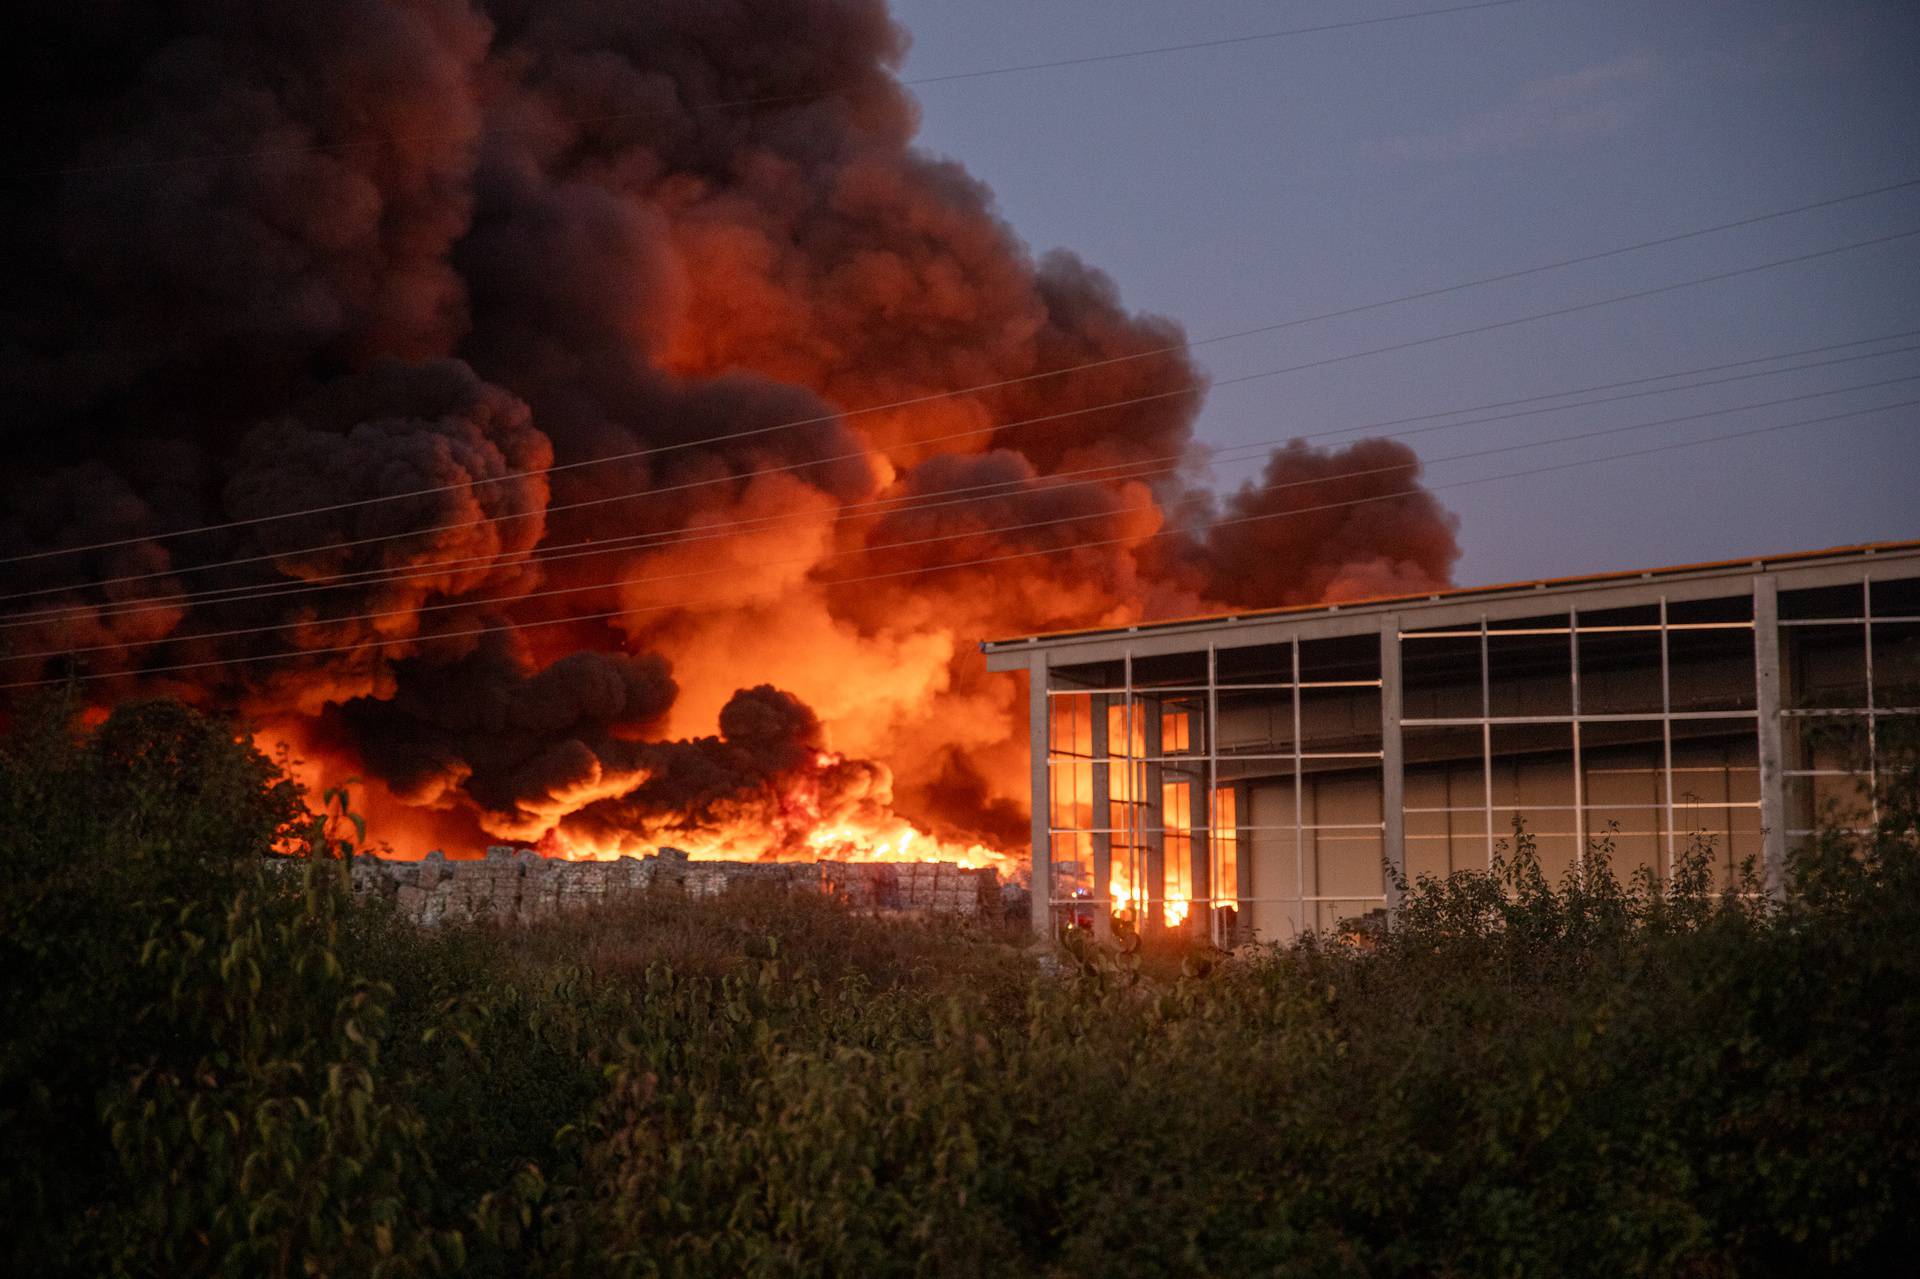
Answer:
0, 0, 1459, 878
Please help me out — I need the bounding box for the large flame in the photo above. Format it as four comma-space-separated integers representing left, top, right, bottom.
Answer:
533, 749, 1018, 876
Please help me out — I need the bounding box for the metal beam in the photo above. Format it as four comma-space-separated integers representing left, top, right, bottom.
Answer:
1090, 688, 1113, 942
1753, 575, 1787, 896
1026, 651, 1052, 936
1379, 616, 1406, 912
983, 547, 1920, 665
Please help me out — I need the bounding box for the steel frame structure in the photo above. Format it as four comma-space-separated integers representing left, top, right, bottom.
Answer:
986, 542, 1920, 941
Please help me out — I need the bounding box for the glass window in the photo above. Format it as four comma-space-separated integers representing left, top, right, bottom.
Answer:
1667, 625, 1757, 712
1873, 620, 1920, 708
1785, 625, 1868, 709
1161, 781, 1194, 927
1870, 574, 1920, 619
1577, 628, 1664, 715
1785, 774, 1873, 832
1579, 724, 1667, 807
1047, 692, 1098, 758
1401, 631, 1483, 720
1490, 721, 1577, 809
1783, 713, 1870, 773
1579, 604, 1660, 629
1050, 658, 1123, 689
1130, 650, 1208, 689
1781, 582, 1864, 620
1671, 727, 1760, 808
1210, 786, 1240, 911
1161, 707, 1193, 754
1668, 593, 1752, 625
1487, 621, 1572, 717
1215, 689, 1294, 757
1299, 684, 1383, 755
1047, 761, 1096, 833
1299, 633, 1380, 683
1403, 723, 1485, 785
1216, 642, 1293, 686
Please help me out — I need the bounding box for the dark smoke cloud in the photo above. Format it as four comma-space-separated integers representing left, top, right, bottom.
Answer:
0, 0, 1460, 856
337, 634, 675, 834
557, 685, 897, 857
1197, 439, 1461, 607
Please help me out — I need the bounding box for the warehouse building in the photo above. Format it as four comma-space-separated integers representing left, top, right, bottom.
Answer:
983, 541, 1920, 942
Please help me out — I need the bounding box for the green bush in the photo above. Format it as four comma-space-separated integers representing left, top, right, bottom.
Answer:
3, 696, 1917, 1275
0, 695, 309, 1270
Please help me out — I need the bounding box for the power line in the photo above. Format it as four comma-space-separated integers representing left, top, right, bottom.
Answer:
7, 173, 1913, 568
13, 378, 1914, 667
9, 333, 1917, 632
30, 2, 1529, 180
8, 223, 1914, 605
6, 393, 1908, 693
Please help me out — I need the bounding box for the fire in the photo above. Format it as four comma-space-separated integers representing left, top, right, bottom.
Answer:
536, 815, 1014, 874
0, 3, 1464, 888
493, 745, 1021, 877
1110, 867, 1193, 927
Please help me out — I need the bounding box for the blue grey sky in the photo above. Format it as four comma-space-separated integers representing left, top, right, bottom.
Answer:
889, 0, 1920, 588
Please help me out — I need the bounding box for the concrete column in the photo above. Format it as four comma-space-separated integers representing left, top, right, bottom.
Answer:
1027, 652, 1052, 936
1380, 616, 1407, 912
1235, 781, 1254, 914
1143, 699, 1165, 935
1190, 766, 1212, 937
1090, 690, 1113, 941
1753, 575, 1788, 896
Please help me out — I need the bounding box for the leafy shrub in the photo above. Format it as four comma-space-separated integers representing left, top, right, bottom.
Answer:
0, 695, 309, 1269
3, 696, 1917, 1275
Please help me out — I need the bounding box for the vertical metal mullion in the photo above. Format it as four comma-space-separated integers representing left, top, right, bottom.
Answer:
1482, 617, 1494, 870
1121, 652, 1128, 921
1027, 653, 1051, 936
1293, 638, 1305, 937
1380, 617, 1406, 913
1754, 575, 1787, 896
1571, 608, 1586, 871
1660, 596, 1676, 881
1207, 643, 1220, 947
1143, 696, 1164, 931
1865, 575, 1879, 827
1090, 683, 1112, 940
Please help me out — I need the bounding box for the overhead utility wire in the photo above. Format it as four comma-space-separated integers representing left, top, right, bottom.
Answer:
9, 223, 1914, 606
6, 173, 1914, 567
32, 1, 1529, 180
12, 334, 1918, 632
15, 374, 1917, 666
7, 395, 1909, 692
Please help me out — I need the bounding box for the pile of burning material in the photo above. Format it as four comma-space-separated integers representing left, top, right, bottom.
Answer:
342, 847, 1002, 927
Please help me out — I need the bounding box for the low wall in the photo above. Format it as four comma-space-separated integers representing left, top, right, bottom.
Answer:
343, 846, 1004, 925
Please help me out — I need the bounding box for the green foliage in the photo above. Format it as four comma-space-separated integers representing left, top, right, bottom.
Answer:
3, 696, 1918, 1275
105, 850, 463, 1275
0, 694, 310, 1269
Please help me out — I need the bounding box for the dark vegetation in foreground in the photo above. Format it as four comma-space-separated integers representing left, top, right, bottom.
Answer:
3, 699, 1917, 1277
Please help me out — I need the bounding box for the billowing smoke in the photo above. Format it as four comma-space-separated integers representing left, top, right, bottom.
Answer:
0, 0, 1460, 862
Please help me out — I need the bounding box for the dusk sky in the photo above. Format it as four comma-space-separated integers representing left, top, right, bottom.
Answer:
892, 0, 1920, 588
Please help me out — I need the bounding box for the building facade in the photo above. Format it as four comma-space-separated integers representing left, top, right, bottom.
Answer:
983, 542, 1920, 942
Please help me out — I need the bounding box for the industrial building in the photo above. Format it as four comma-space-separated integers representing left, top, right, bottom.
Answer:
984, 541, 1920, 942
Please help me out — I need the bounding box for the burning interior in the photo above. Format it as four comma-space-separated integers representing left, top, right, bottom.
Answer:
987, 544, 1920, 944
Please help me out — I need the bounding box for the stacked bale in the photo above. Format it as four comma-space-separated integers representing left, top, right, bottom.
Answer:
516, 849, 560, 919
337, 848, 1002, 925
895, 862, 996, 916
817, 860, 900, 908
